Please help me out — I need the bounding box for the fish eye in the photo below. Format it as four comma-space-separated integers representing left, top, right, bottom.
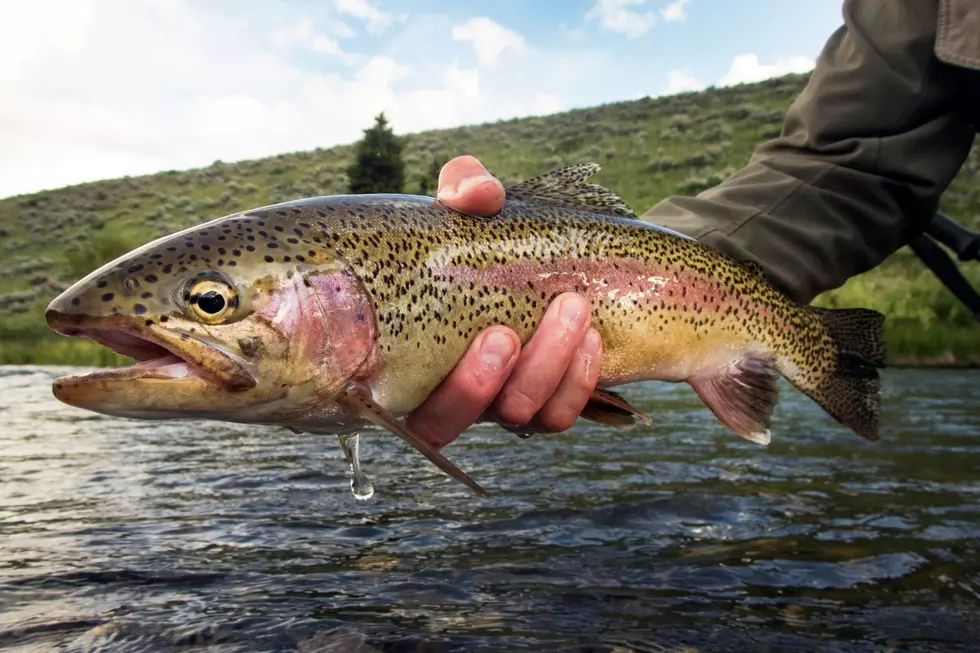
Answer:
187, 279, 237, 324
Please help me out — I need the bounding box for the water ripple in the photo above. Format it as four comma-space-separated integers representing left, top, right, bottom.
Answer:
1, 366, 979, 651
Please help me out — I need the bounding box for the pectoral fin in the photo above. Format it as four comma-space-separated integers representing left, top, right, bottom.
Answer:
341, 384, 488, 497
581, 388, 652, 428
689, 354, 781, 445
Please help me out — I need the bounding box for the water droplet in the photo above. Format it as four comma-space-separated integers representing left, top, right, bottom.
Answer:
339, 433, 374, 500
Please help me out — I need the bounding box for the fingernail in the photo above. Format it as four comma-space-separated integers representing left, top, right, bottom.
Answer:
559, 295, 587, 329
441, 174, 497, 200
480, 330, 515, 368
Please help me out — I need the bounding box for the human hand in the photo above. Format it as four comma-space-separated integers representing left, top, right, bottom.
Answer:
405, 155, 603, 451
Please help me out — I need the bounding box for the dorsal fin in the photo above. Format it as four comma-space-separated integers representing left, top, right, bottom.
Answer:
504, 163, 636, 218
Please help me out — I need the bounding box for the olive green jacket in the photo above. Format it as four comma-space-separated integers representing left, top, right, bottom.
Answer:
642, 0, 979, 304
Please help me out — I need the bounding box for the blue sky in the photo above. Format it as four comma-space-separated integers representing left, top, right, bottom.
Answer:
0, 0, 846, 198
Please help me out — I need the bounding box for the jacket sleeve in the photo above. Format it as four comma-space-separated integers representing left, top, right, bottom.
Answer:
640, 0, 975, 304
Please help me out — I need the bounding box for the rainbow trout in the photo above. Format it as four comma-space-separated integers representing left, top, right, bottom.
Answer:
45, 164, 886, 497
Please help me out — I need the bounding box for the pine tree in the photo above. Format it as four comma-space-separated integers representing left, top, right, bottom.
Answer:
346, 112, 405, 194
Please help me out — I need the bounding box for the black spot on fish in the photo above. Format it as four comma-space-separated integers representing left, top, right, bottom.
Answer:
141, 291, 152, 299
97, 280, 108, 289
101, 293, 114, 302
264, 255, 274, 262
133, 304, 147, 315
145, 274, 158, 283
71, 298, 80, 306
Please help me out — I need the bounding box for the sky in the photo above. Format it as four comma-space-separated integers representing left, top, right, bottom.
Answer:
0, 0, 846, 199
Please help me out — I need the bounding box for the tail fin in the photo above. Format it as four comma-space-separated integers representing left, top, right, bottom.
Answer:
786, 306, 886, 441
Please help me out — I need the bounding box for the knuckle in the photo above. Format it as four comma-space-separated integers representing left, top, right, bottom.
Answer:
538, 408, 578, 433
494, 386, 541, 426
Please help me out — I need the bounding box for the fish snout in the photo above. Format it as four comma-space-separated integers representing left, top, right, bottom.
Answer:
45, 292, 91, 334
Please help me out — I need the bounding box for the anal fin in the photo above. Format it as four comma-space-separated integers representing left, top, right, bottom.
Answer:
581, 388, 652, 428
341, 384, 488, 497
689, 354, 781, 445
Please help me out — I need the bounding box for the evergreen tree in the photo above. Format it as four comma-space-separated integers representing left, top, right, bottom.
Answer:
346, 112, 405, 194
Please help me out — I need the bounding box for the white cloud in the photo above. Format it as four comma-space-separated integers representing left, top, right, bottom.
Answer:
663, 68, 702, 94
0, 0, 585, 198
661, 0, 691, 22
272, 15, 358, 48
311, 35, 362, 65
718, 53, 815, 87
586, 0, 658, 39
334, 0, 391, 35
272, 18, 316, 47
534, 94, 565, 115
312, 34, 342, 54
451, 17, 527, 68
332, 20, 356, 39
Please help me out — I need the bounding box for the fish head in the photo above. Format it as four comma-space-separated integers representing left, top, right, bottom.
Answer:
45, 206, 380, 425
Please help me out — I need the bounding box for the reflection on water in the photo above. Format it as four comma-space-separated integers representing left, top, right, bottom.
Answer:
1, 365, 979, 652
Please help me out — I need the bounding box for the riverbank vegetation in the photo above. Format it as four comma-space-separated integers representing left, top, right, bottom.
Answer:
1, 73, 977, 367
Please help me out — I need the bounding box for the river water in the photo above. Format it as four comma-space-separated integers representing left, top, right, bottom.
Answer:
1, 366, 978, 652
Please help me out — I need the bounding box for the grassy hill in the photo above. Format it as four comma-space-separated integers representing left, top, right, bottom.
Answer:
1, 73, 977, 367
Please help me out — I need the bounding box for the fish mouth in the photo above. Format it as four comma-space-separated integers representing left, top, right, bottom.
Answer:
46, 313, 257, 393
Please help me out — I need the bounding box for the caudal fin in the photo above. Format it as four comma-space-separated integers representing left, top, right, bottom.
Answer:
788, 306, 886, 441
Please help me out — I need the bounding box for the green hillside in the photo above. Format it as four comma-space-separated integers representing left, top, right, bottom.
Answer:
1, 73, 977, 367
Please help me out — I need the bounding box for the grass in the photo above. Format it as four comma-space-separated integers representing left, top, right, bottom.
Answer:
0, 72, 977, 367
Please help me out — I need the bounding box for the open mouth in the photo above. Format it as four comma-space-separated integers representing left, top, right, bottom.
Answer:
51, 324, 208, 384
45, 303, 259, 392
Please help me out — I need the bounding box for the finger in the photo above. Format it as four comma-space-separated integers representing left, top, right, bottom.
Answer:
405, 327, 520, 450
492, 293, 591, 427
532, 328, 603, 433
436, 155, 505, 217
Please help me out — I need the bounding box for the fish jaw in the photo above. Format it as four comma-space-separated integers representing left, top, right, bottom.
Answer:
45, 309, 283, 421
